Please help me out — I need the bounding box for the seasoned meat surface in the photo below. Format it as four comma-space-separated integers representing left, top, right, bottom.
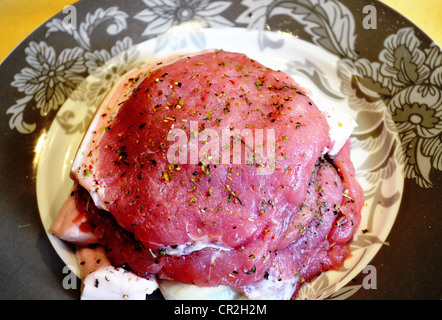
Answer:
70, 50, 363, 299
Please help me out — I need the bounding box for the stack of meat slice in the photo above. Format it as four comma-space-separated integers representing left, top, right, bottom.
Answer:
51, 50, 363, 300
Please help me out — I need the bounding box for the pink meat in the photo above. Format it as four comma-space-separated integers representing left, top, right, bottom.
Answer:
95, 50, 330, 247
70, 50, 363, 298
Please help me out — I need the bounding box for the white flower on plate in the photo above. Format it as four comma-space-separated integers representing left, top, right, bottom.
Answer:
55, 37, 141, 134
134, 0, 233, 36
84, 37, 139, 76
236, 0, 274, 30
11, 41, 86, 117
83, 37, 141, 108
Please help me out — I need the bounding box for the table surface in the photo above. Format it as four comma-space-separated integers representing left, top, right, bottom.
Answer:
0, 0, 440, 301
0, 0, 441, 62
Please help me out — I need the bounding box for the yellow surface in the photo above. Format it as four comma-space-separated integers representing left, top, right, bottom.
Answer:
0, 0, 441, 62
382, 0, 442, 43
0, 0, 77, 61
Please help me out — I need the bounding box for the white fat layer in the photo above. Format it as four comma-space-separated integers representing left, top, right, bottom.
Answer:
159, 269, 295, 300
163, 242, 232, 256
49, 191, 98, 245
158, 280, 244, 300
240, 274, 295, 300
77, 246, 158, 300
81, 265, 158, 300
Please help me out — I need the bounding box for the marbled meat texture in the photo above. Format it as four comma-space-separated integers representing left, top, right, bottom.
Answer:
72, 50, 363, 298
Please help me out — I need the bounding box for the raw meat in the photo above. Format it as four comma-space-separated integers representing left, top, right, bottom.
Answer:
59, 50, 363, 299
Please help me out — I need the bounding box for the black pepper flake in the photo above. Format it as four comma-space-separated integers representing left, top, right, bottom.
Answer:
245, 265, 256, 275
139, 123, 146, 129
148, 159, 157, 167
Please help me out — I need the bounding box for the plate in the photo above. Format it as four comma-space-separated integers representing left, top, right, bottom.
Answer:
0, 0, 440, 300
